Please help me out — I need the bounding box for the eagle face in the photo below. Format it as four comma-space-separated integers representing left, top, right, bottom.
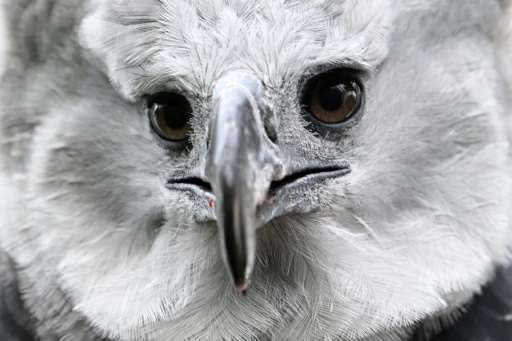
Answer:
0, 0, 511, 340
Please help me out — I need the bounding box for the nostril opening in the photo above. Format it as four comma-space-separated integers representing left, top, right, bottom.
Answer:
264, 120, 278, 144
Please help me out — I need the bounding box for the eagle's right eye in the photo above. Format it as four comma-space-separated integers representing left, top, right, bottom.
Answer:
146, 93, 192, 142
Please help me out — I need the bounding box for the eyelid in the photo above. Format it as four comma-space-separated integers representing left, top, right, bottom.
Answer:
299, 66, 365, 100
300, 68, 365, 103
302, 60, 368, 79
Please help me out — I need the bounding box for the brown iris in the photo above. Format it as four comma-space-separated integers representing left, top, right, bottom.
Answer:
148, 93, 192, 142
305, 72, 362, 125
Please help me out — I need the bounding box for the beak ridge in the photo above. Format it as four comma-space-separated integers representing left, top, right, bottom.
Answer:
206, 73, 282, 291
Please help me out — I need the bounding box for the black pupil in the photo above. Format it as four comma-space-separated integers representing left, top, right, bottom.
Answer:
157, 104, 188, 130
319, 84, 347, 111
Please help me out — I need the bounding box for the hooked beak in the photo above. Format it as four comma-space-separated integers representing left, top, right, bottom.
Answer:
206, 73, 283, 292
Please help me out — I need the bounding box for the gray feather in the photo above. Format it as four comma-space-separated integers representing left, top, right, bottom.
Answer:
0, 0, 511, 340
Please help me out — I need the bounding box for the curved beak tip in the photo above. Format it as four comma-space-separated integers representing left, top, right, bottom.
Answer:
234, 278, 249, 293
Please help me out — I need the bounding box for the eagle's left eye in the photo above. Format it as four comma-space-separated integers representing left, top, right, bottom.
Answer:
302, 69, 364, 132
146, 93, 192, 143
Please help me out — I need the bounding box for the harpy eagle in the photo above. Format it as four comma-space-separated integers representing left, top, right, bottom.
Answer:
0, 0, 512, 340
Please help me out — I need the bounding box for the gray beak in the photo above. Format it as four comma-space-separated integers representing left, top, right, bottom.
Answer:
206, 73, 284, 292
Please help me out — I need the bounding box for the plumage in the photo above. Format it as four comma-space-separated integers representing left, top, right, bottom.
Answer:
0, 0, 512, 340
